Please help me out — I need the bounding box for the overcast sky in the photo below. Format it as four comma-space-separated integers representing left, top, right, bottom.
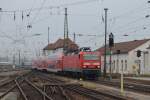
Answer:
0, 0, 149, 58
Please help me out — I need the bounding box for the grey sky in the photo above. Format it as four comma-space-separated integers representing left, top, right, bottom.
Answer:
0, 0, 149, 58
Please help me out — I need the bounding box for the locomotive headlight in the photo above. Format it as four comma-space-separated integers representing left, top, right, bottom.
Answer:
83, 66, 87, 68
97, 66, 100, 68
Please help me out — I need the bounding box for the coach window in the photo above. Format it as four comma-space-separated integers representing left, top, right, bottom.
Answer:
125, 60, 127, 71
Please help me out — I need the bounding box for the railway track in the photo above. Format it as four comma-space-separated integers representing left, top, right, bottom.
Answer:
124, 78, 150, 85
65, 85, 129, 100
94, 79, 150, 94
0, 71, 31, 99
35, 71, 131, 100
31, 71, 72, 100
0, 71, 53, 100
42, 70, 150, 95
0, 70, 132, 100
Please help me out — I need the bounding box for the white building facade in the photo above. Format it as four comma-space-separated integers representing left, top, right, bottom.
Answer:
99, 39, 150, 75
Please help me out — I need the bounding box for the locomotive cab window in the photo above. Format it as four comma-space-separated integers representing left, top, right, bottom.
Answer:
83, 54, 99, 60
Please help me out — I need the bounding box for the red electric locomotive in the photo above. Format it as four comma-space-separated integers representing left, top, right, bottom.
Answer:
62, 50, 101, 78
32, 47, 101, 79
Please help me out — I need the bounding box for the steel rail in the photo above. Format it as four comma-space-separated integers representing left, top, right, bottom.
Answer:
0, 81, 17, 99
24, 78, 54, 100
0, 79, 14, 88
58, 86, 71, 100
0, 71, 33, 99
33, 71, 129, 100
15, 79, 28, 100
65, 85, 128, 100
36, 73, 61, 83
34, 72, 71, 100
95, 80, 150, 93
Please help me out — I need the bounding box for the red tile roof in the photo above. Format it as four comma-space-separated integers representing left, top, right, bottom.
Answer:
43, 38, 79, 50
97, 39, 150, 54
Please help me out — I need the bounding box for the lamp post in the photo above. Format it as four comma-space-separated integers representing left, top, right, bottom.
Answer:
109, 33, 114, 79
48, 27, 50, 45
103, 8, 108, 78
121, 60, 124, 95
116, 50, 124, 95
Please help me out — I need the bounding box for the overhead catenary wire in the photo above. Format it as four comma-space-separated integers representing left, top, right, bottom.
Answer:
113, 22, 150, 37
0, 0, 101, 34
29, 0, 47, 25
113, 15, 150, 34
1, 0, 150, 49
108, 2, 148, 20
0, 0, 99, 13
27, 0, 37, 17
112, 15, 149, 33
107, 1, 148, 33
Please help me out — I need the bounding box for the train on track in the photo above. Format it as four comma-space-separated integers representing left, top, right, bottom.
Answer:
32, 47, 101, 79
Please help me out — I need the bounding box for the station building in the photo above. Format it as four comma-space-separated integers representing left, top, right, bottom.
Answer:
97, 39, 150, 75
43, 38, 78, 57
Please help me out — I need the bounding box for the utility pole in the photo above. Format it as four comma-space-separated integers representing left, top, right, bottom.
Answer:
18, 50, 21, 66
109, 32, 114, 79
103, 8, 108, 78
13, 54, 16, 69
48, 27, 50, 45
73, 32, 76, 43
64, 8, 69, 54
13, 54, 15, 65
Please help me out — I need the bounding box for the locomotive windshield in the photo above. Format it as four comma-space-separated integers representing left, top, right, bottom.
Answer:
83, 54, 99, 60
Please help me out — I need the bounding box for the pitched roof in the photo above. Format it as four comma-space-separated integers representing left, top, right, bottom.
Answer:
97, 39, 150, 54
146, 45, 150, 49
43, 38, 79, 50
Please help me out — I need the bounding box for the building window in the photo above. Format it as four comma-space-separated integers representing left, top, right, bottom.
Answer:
121, 60, 123, 71
113, 60, 115, 70
117, 59, 119, 73
125, 60, 127, 71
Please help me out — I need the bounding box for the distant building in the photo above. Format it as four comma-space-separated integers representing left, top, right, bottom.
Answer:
97, 39, 150, 75
43, 38, 79, 56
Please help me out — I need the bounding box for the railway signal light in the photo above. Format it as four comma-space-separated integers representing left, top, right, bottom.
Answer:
109, 33, 114, 47
137, 50, 141, 57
